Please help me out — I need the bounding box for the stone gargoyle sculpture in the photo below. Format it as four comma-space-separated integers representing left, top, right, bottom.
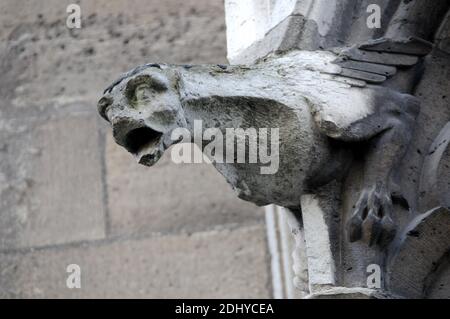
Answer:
98, 37, 432, 247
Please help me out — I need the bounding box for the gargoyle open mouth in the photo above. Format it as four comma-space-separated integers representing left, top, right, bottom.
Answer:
123, 126, 164, 166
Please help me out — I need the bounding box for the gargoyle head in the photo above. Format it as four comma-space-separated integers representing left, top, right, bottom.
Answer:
98, 64, 186, 166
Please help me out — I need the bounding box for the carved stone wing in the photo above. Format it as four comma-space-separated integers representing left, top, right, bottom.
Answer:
329, 37, 433, 87
302, 37, 431, 139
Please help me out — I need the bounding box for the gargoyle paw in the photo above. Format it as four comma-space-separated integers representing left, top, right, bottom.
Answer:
348, 183, 397, 247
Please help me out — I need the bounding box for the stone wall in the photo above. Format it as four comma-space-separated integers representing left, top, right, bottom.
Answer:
0, 0, 271, 298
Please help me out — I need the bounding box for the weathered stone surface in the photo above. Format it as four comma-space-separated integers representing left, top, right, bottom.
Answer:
388, 208, 450, 298
336, 60, 397, 76
105, 135, 262, 236
0, 114, 106, 250
226, 0, 449, 64
0, 225, 271, 298
426, 253, 450, 299
411, 53, 450, 213
300, 195, 336, 292
359, 37, 433, 56
306, 287, 397, 299
0, 0, 225, 35
228, 15, 307, 65
225, 0, 347, 62
436, 10, 450, 54
419, 123, 450, 209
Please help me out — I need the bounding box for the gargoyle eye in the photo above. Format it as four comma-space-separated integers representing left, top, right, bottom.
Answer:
135, 83, 151, 102
125, 75, 168, 102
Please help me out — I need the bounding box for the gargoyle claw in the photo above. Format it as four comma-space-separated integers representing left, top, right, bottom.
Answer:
348, 184, 397, 247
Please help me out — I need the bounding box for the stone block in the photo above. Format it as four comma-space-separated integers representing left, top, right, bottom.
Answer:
0, 114, 106, 249
0, 225, 271, 298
